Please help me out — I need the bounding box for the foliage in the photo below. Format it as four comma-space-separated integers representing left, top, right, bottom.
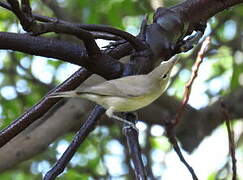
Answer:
0, 0, 243, 179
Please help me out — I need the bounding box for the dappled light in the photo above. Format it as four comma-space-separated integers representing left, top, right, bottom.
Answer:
0, 0, 243, 180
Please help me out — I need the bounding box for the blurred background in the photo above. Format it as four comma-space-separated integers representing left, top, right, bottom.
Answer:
0, 0, 243, 179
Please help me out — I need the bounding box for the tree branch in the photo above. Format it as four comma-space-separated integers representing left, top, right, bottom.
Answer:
0, 67, 91, 147
172, 0, 243, 33
44, 105, 105, 180
1, 87, 242, 171
0, 32, 126, 79
0, 0, 243, 175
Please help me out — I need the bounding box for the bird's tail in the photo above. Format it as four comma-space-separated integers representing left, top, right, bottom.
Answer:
48, 91, 81, 98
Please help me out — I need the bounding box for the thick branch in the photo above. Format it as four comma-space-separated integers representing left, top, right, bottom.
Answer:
0, 0, 243, 174
0, 32, 124, 79
0, 68, 91, 147
0, 87, 242, 171
44, 105, 105, 180
172, 0, 243, 32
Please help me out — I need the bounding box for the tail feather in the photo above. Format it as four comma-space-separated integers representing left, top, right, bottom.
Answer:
49, 91, 81, 98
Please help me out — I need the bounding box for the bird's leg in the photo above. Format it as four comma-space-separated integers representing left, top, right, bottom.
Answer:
106, 107, 138, 131
121, 112, 140, 134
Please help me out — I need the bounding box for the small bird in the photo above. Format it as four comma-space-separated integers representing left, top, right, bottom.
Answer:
49, 56, 179, 129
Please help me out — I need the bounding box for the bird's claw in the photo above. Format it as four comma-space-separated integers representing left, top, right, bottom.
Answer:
122, 122, 139, 134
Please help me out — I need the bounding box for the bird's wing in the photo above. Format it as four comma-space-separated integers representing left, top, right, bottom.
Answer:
79, 75, 154, 98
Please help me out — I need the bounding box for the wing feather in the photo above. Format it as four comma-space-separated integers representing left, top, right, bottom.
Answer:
78, 75, 154, 97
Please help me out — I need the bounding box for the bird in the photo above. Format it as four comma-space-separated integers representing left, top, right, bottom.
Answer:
49, 56, 179, 130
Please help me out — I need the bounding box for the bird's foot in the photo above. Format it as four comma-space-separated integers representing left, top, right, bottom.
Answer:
122, 122, 139, 133
106, 108, 139, 132
122, 112, 139, 132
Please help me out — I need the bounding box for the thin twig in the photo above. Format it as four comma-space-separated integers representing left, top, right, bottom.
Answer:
91, 32, 122, 41
123, 113, 147, 180
44, 105, 105, 180
221, 101, 237, 180
166, 127, 198, 180
174, 36, 211, 125
0, 1, 146, 52
0, 68, 92, 147
165, 37, 211, 180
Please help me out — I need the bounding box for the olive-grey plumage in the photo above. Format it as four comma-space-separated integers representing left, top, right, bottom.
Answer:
49, 56, 179, 129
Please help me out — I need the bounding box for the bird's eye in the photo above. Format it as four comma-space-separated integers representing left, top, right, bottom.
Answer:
162, 74, 168, 79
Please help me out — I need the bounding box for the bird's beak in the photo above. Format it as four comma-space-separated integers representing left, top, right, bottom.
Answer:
168, 55, 179, 65
161, 55, 179, 71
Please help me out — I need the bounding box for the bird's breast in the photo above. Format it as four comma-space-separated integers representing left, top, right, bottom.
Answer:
81, 83, 166, 112
102, 90, 164, 112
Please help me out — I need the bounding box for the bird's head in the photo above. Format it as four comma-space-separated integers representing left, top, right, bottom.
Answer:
148, 55, 179, 83
159, 55, 179, 80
